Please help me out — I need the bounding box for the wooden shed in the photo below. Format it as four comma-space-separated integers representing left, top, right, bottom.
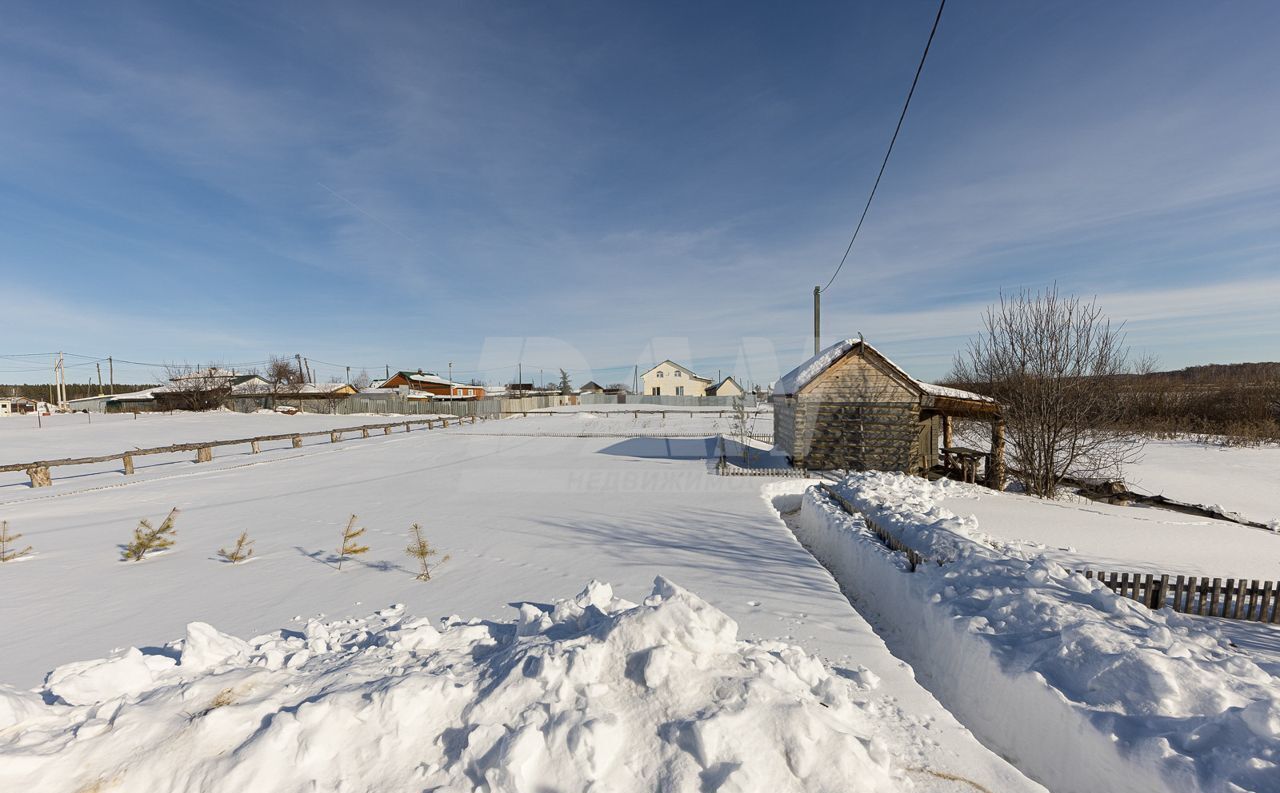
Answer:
773, 339, 1004, 484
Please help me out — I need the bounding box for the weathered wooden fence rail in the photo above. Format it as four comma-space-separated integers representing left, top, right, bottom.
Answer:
0, 415, 482, 488
818, 484, 1277, 622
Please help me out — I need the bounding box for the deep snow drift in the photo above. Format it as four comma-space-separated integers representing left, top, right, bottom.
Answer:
0, 579, 901, 793
797, 472, 1280, 793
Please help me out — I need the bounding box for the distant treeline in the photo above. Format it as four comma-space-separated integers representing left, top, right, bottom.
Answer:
949, 362, 1280, 445
1, 384, 159, 402
1121, 363, 1280, 443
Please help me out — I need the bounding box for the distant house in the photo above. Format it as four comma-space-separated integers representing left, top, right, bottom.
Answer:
279, 382, 359, 400
0, 396, 36, 416
579, 381, 606, 394
773, 338, 1003, 479
706, 376, 744, 397
379, 370, 485, 400
153, 370, 272, 411
641, 361, 714, 397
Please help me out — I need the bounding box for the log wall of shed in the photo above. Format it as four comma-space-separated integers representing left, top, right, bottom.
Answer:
776, 349, 937, 472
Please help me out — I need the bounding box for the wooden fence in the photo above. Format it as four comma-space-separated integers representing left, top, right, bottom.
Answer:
819, 484, 1278, 622
0, 415, 482, 488
1083, 570, 1280, 623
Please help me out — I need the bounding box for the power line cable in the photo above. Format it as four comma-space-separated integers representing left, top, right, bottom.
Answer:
820, 0, 946, 294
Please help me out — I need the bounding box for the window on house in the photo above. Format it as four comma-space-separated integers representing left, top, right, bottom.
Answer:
656, 371, 664, 378
652, 387, 661, 395
676, 386, 685, 396
674, 371, 682, 377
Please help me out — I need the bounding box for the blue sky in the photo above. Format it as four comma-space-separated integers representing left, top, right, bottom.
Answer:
2, 1, 1278, 388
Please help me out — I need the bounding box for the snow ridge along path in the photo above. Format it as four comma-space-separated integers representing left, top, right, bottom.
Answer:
0, 579, 903, 793
795, 472, 1280, 793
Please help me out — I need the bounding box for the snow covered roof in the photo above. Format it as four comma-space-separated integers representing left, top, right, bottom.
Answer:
288, 382, 354, 395
707, 376, 742, 394
408, 373, 454, 385
773, 338, 995, 405
380, 370, 467, 389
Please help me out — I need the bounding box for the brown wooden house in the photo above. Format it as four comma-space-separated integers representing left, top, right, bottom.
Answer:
773, 339, 1004, 484
379, 370, 485, 399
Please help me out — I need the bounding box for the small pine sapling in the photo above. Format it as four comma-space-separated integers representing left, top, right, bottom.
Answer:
404, 523, 449, 581
336, 515, 369, 570
0, 520, 33, 563
218, 531, 255, 563
121, 507, 180, 562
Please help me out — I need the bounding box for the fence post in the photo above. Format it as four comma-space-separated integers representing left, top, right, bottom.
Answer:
1154, 574, 1170, 609
330, 431, 340, 443
384, 426, 392, 435
123, 454, 135, 475
361, 428, 369, 439
27, 465, 51, 488
251, 441, 261, 454
196, 447, 212, 463
292, 435, 302, 448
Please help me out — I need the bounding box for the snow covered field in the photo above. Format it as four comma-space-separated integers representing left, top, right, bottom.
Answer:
1127, 439, 1280, 527
0, 410, 1041, 792
0, 410, 426, 462
937, 483, 1280, 580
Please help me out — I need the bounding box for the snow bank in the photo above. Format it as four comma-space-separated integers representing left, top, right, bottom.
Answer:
796, 472, 1280, 793
0, 579, 902, 793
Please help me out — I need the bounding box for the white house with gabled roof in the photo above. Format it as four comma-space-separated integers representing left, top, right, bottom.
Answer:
640, 360, 714, 397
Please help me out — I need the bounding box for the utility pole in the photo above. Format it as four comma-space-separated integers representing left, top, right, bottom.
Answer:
813, 286, 821, 355
304, 358, 312, 383
385, 364, 390, 380
633, 365, 638, 394
295, 354, 305, 384
96, 362, 103, 395
108, 356, 114, 395
54, 352, 67, 409
518, 363, 522, 387
448, 361, 453, 382
346, 365, 351, 384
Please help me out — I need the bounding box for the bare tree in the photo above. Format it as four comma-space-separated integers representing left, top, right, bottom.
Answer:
268, 355, 303, 389
353, 369, 373, 390
952, 286, 1144, 498
158, 364, 233, 411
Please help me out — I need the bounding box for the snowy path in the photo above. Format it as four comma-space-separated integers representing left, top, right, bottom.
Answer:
0, 413, 1043, 792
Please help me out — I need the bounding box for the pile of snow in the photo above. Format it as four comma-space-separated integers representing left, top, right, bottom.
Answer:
797, 472, 1280, 793
0, 579, 901, 793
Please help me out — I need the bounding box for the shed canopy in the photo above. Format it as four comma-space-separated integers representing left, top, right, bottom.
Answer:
773, 338, 997, 413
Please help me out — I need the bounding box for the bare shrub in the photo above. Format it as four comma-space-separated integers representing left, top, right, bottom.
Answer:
952, 287, 1144, 498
